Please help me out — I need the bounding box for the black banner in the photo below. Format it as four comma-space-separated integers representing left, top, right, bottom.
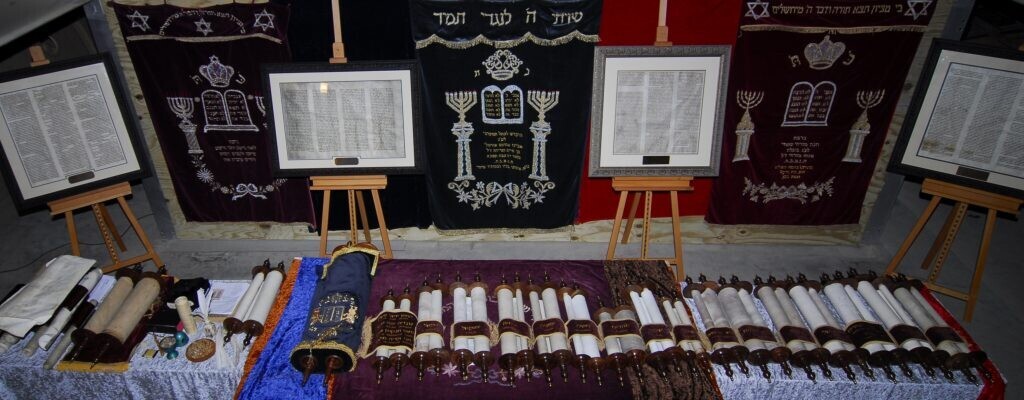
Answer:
412, 0, 601, 230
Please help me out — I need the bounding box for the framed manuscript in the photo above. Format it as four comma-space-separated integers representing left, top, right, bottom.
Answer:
262, 61, 424, 176
891, 39, 1024, 198
0, 54, 147, 212
588, 46, 730, 177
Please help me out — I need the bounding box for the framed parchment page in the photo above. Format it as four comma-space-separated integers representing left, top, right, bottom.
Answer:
262, 60, 424, 176
0, 54, 147, 212
589, 46, 730, 177
891, 39, 1024, 198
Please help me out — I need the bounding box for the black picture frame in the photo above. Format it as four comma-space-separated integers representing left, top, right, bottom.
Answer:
261, 60, 424, 177
588, 45, 731, 177
889, 39, 1024, 199
0, 53, 149, 213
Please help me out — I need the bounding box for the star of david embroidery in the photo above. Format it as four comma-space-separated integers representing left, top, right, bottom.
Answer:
745, 0, 770, 20
127, 10, 150, 32
905, 0, 932, 20
253, 9, 275, 32
195, 18, 213, 36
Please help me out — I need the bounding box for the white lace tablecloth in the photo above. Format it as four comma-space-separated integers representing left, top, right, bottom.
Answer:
680, 283, 984, 400
0, 327, 249, 400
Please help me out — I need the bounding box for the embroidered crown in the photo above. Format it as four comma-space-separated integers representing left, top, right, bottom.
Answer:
482, 50, 523, 81
803, 36, 845, 70
199, 56, 234, 88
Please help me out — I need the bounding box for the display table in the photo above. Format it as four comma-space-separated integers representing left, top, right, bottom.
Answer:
237, 258, 1004, 400
0, 326, 249, 399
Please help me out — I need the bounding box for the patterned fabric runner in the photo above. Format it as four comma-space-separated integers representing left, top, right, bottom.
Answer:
603, 260, 722, 400
111, 3, 315, 223
707, 0, 934, 225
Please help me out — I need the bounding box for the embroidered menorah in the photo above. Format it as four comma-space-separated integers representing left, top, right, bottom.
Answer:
167, 97, 203, 155
527, 91, 559, 123
527, 90, 559, 181
843, 89, 886, 163
445, 91, 478, 181
733, 90, 763, 162
445, 91, 477, 123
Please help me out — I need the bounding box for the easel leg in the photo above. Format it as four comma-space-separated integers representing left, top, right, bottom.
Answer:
926, 202, 968, 284
964, 209, 998, 322
347, 190, 358, 245
885, 196, 942, 275
98, 204, 127, 252
92, 204, 120, 265
669, 190, 683, 281
117, 196, 165, 273
921, 202, 960, 270
320, 190, 332, 257
606, 191, 629, 260
370, 189, 393, 259
640, 191, 653, 260
355, 191, 371, 243
65, 211, 80, 256
622, 192, 642, 244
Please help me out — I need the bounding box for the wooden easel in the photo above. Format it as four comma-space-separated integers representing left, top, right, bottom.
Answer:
47, 182, 165, 273
606, 177, 692, 281
309, 3, 393, 259
28, 45, 163, 274
310, 176, 393, 258
605, 6, 684, 280
885, 178, 1022, 321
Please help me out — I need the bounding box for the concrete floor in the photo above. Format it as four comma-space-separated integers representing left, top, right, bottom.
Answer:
0, 174, 1019, 398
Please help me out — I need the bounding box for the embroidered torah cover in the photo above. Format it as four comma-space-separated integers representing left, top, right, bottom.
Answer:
112, 3, 315, 223
412, 0, 601, 230
706, 0, 933, 225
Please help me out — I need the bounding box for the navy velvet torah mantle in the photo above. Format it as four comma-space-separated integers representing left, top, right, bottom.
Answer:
290, 246, 379, 374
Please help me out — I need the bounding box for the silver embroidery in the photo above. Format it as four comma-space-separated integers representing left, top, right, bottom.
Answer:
843, 90, 884, 163
733, 90, 763, 162
743, 177, 835, 204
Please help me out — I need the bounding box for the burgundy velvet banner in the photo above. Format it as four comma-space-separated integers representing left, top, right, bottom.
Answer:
112, 4, 315, 223
706, 0, 933, 225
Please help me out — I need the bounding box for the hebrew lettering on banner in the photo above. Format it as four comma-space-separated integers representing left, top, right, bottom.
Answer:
413, 0, 602, 230
112, 3, 315, 224
707, 0, 934, 225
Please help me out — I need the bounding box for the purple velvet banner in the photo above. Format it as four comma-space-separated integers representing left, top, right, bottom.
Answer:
112, 4, 315, 223
706, 0, 933, 225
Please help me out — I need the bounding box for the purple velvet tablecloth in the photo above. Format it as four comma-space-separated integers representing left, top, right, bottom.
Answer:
332, 259, 632, 400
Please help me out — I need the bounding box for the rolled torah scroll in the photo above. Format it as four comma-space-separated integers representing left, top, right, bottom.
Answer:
290, 243, 379, 376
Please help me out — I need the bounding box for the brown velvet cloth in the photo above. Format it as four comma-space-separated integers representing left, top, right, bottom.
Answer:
602, 260, 721, 400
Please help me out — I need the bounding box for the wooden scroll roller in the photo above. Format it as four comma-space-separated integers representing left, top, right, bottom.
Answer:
494, 273, 534, 386
527, 273, 572, 387
725, 276, 794, 381
224, 260, 271, 343
842, 269, 916, 380
659, 279, 711, 382
411, 273, 449, 379
625, 283, 678, 379
89, 271, 167, 367
560, 282, 603, 385
449, 272, 495, 383
786, 274, 862, 381
69, 268, 140, 362
685, 275, 747, 380
886, 275, 988, 383
595, 297, 646, 388
366, 287, 416, 384
241, 262, 286, 346
819, 272, 897, 383
754, 275, 826, 381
